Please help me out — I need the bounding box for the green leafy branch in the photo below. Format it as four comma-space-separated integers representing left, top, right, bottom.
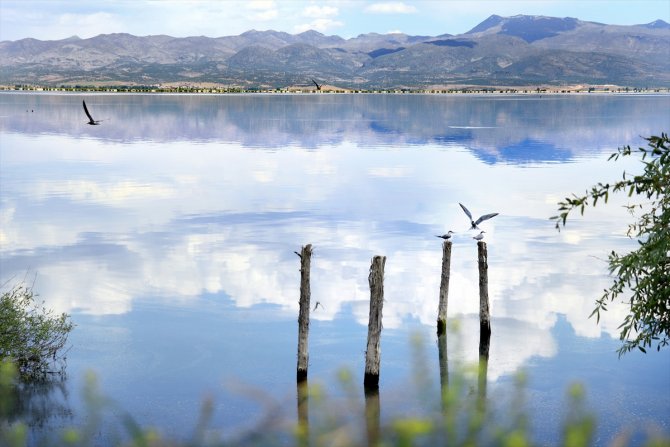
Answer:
551, 133, 670, 356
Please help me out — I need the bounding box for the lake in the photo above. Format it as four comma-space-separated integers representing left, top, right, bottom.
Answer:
1, 92, 669, 445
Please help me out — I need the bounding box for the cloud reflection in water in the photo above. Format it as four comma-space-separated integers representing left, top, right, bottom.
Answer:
1, 93, 669, 382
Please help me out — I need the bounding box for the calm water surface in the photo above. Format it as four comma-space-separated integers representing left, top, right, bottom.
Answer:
1, 92, 669, 444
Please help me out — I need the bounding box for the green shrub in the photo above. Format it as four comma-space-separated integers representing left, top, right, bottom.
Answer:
0, 282, 74, 381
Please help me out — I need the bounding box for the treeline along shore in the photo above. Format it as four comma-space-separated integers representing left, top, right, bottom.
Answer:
2, 83, 669, 95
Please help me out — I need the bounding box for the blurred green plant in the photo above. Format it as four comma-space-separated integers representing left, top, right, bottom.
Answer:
1, 281, 74, 381
1, 360, 26, 447
562, 384, 595, 447
552, 133, 670, 356
1, 354, 668, 446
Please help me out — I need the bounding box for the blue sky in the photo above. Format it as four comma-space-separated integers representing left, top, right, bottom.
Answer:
1, 0, 668, 41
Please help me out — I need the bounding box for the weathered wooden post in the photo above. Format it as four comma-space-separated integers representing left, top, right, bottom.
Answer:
437, 240, 452, 335
296, 244, 313, 382
296, 381, 310, 446
477, 241, 491, 336
364, 255, 386, 391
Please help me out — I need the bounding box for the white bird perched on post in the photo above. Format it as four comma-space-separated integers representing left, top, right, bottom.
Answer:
459, 203, 498, 230
435, 231, 454, 240
473, 231, 486, 241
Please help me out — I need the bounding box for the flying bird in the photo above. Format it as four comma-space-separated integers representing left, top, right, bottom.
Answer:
459, 203, 498, 230
473, 231, 486, 241
435, 231, 454, 240
82, 100, 101, 125
313, 301, 324, 311
311, 79, 322, 91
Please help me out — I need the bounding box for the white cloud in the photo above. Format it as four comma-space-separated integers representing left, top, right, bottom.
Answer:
295, 3, 341, 33
247, 0, 276, 10
54, 12, 125, 39
255, 9, 279, 21
247, 0, 279, 21
365, 2, 417, 14
303, 5, 338, 18
294, 18, 344, 33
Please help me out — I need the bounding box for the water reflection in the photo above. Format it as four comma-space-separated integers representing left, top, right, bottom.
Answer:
1, 96, 666, 328
477, 329, 491, 410
1, 93, 669, 441
364, 387, 380, 447
1, 93, 667, 158
4, 379, 72, 438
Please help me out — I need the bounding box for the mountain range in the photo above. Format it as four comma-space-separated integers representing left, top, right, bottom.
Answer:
1, 15, 669, 88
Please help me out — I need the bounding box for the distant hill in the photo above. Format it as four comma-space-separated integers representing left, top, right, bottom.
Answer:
1, 15, 668, 88
465, 15, 581, 43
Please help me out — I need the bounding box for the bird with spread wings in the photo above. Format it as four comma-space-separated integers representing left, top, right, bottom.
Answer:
459, 203, 498, 230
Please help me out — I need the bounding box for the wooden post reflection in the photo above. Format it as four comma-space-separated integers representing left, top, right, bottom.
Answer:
364, 387, 380, 447
437, 241, 452, 336
296, 381, 309, 447
437, 333, 449, 409
296, 244, 313, 382
477, 240, 491, 411
477, 329, 491, 411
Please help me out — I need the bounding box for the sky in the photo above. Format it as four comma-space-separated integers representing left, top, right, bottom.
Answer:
0, 0, 669, 42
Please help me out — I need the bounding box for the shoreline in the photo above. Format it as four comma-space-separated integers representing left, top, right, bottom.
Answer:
2, 84, 669, 95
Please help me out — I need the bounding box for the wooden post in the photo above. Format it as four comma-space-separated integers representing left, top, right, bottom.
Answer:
438, 333, 449, 409
477, 241, 491, 336
296, 244, 313, 382
437, 240, 452, 335
364, 255, 386, 391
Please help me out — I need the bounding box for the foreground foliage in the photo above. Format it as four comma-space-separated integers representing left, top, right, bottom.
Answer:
0, 282, 74, 380
552, 133, 670, 355
1, 358, 668, 447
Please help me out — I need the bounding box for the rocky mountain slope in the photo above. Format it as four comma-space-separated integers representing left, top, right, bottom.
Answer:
1, 15, 668, 88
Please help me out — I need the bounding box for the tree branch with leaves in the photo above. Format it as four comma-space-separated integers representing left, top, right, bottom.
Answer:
1, 281, 74, 381
551, 133, 669, 356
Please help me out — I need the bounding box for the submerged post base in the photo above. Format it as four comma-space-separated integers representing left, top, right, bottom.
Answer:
437, 318, 447, 336
364, 372, 379, 391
